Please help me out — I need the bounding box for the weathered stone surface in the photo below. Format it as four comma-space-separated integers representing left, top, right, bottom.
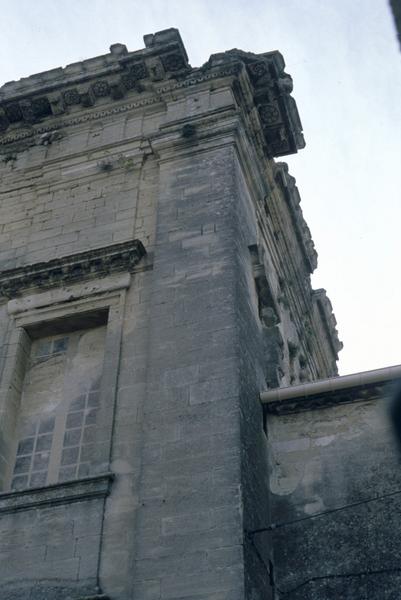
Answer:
0, 475, 112, 599
0, 239, 145, 299
0, 28, 341, 599
267, 376, 401, 599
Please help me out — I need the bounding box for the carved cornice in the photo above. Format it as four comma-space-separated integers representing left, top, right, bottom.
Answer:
0, 66, 239, 149
274, 162, 317, 274
0, 28, 305, 159
210, 48, 305, 157
0, 239, 146, 299
313, 288, 343, 358
245, 53, 305, 157
0, 29, 190, 134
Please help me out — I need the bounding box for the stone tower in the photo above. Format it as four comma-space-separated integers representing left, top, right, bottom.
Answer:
0, 29, 341, 599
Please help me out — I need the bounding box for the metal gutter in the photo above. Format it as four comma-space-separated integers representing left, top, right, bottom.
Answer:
260, 364, 401, 413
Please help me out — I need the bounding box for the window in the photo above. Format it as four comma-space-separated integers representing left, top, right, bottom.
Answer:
0, 240, 144, 493
10, 325, 106, 490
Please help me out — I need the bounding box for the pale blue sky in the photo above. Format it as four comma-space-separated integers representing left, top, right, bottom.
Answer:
1, 0, 400, 374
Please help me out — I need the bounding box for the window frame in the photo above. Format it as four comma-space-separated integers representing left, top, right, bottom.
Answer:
0, 274, 128, 492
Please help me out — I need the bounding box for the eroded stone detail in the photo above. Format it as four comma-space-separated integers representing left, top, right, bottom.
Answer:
4, 103, 23, 122
240, 52, 305, 156
275, 162, 318, 273
0, 239, 146, 298
259, 103, 281, 125
63, 88, 81, 106
121, 62, 148, 88
91, 80, 110, 98
161, 53, 187, 72
313, 288, 343, 358
0, 30, 304, 159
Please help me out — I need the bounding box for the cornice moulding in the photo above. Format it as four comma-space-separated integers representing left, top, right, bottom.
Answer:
0, 28, 305, 160
0, 239, 146, 299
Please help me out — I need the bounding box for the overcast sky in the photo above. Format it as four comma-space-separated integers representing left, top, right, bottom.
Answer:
1, 0, 400, 375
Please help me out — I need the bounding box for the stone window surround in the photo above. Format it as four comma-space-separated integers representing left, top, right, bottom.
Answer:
0, 271, 130, 494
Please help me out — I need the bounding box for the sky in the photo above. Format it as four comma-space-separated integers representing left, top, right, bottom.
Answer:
0, 0, 400, 375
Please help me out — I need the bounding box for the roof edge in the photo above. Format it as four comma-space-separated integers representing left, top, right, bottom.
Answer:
261, 363, 401, 414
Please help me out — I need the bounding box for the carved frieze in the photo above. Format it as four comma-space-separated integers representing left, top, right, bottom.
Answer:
63, 88, 81, 105
247, 61, 270, 82
4, 103, 23, 123
0, 59, 151, 134
109, 82, 125, 100
0, 27, 304, 160
121, 62, 149, 89
0, 67, 239, 149
2, 97, 52, 128
245, 55, 305, 157
0, 239, 146, 299
92, 80, 110, 97
30, 96, 52, 118
258, 103, 281, 126
161, 53, 187, 72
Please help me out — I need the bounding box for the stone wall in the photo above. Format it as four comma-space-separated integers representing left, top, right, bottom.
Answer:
0, 475, 112, 599
0, 28, 341, 599
267, 384, 401, 599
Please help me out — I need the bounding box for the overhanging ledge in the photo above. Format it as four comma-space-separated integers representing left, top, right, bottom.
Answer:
0, 473, 114, 515
0, 239, 146, 300
261, 364, 401, 415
